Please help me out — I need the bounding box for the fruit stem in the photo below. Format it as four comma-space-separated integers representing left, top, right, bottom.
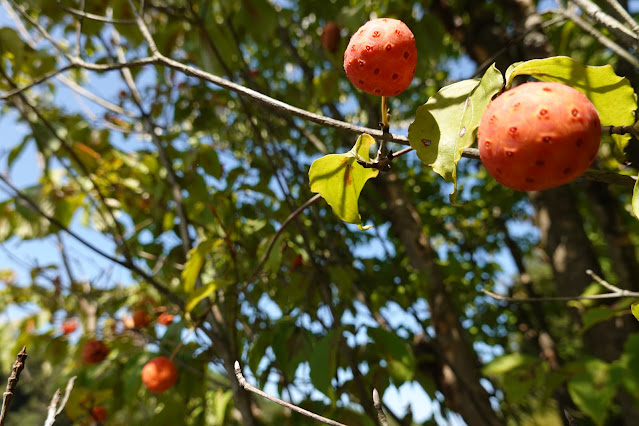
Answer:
377, 96, 390, 162
380, 96, 390, 131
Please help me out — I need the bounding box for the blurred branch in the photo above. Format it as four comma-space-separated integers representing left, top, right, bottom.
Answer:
56, 0, 136, 24
0, 347, 27, 426
481, 269, 639, 302
559, 7, 639, 69
0, 174, 183, 309
373, 389, 389, 426
43, 377, 77, 426
568, 0, 639, 49
601, 0, 639, 33
234, 361, 348, 426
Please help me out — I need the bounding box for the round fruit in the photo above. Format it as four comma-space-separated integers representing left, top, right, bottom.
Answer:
321, 21, 341, 53
478, 81, 601, 191
132, 308, 151, 328
82, 339, 110, 364
61, 319, 78, 335
90, 405, 107, 422
343, 18, 417, 97
157, 312, 174, 326
141, 356, 178, 393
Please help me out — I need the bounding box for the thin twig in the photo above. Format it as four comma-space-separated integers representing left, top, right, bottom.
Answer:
601, 0, 639, 33
372, 389, 389, 426
43, 389, 61, 426
55, 376, 77, 416
234, 361, 348, 426
482, 270, 639, 302
569, 0, 639, 48
56, 0, 136, 24
0, 347, 27, 426
560, 8, 639, 69
245, 194, 322, 285
0, 174, 183, 308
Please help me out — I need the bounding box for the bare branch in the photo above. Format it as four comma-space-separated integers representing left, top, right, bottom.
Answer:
372, 389, 389, 426
569, 0, 639, 49
0, 347, 27, 426
43, 389, 61, 426
482, 270, 639, 302
55, 376, 77, 416
560, 8, 639, 69
234, 361, 348, 426
601, 0, 639, 33
0, 65, 75, 100
246, 194, 322, 285
56, 0, 136, 24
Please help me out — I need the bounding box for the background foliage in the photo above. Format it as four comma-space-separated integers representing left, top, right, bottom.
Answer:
1, 0, 639, 425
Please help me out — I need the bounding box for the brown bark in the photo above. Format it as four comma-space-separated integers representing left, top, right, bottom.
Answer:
376, 172, 503, 426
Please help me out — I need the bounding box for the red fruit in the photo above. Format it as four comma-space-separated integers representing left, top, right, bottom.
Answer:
90, 405, 107, 422
132, 308, 151, 328
343, 18, 417, 97
478, 82, 601, 191
291, 254, 304, 271
142, 356, 179, 393
61, 319, 78, 335
321, 21, 341, 53
82, 339, 110, 364
157, 312, 174, 326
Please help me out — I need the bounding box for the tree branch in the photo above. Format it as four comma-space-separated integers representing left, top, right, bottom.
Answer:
234, 361, 348, 426
0, 347, 27, 426
481, 269, 639, 302
373, 388, 389, 426
568, 0, 639, 49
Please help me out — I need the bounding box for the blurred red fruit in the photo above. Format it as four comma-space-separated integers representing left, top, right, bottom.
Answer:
142, 356, 179, 393
157, 312, 174, 326
90, 405, 107, 422
321, 21, 341, 53
82, 339, 110, 364
61, 319, 78, 335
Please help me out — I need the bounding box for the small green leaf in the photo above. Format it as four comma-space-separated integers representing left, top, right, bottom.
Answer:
506, 56, 637, 151
182, 239, 219, 294
633, 176, 639, 220
408, 64, 503, 204
309, 330, 339, 397
582, 305, 629, 331
185, 280, 226, 312
482, 353, 539, 376
568, 358, 616, 425
309, 134, 379, 224
632, 302, 639, 321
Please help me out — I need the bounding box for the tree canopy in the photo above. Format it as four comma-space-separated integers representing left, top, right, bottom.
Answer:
1, 0, 639, 425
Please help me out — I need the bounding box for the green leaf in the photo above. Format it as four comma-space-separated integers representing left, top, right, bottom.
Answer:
185, 281, 227, 313
368, 327, 415, 383
582, 305, 629, 331
505, 56, 637, 151
408, 64, 504, 204
482, 353, 539, 376
181, 239, 219, 294
632, 302, 639, 321
568, 358, 616, 425
309, 134, 379, 225
309, 330, 339, 397
633, 176, 639, 221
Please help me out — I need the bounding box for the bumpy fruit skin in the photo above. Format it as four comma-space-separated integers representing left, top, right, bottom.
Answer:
82, 339, 110, 364
142, 356, 178, 393
90, 406, 107, 422
343, 18, 417, 96
321, 21, 341, 53
478, 82, 601, 191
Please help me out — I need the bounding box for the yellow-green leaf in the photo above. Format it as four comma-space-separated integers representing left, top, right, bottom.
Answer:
408, 64, 504, 204
632, 302, 639, 321
309, 134, 379, 225
186, 281, 226, 312
633, 176, 639, 220
182, 239, 220, 294
505, 56, 637, 151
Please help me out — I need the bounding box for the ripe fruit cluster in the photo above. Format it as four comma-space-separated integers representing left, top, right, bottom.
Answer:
343, 18, 417, 97
141, 356, 178, 393
478, 82, 601, 191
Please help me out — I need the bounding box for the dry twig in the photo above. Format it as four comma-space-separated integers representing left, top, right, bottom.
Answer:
0, 347, 27, 426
